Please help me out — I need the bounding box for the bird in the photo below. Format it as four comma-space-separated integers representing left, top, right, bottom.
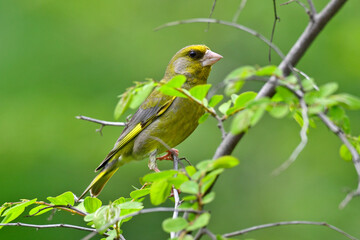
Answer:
78, 45, 223, 199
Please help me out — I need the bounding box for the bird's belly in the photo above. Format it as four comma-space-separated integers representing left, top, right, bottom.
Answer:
131, 98, 204, 159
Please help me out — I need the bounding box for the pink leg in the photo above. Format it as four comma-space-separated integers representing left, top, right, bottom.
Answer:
156, 149, 179, 161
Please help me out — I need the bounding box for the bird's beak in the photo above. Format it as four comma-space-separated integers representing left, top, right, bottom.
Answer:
201, 50, 223, 67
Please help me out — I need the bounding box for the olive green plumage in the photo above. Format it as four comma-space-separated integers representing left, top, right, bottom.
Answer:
79, 45, 223, 199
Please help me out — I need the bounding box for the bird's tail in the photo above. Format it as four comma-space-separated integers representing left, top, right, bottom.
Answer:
78, 165, 119, 201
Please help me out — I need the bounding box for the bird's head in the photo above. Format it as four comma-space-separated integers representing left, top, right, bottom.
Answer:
164, 45, 223, 86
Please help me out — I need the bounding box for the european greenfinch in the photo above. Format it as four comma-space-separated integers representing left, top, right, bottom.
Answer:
79, 45, 222, 199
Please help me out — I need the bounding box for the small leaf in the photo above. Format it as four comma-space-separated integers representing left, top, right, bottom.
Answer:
234, 92, 257, 108
159, 85, 187, 98
202, 192, 216, 204
269, 104, 289, 118
129, 81, 155, 109
213, 156, 240, 169
28, 205, 52, 216
339, 144, 352, 162
328, 106, 345, 122
1, 199, 37, 227
255, 65, 281, 76
230, 109, 254, 134
330, 94, 360, 110
184, 166, 197, 177
319, 82, 338, 97
209, 95, 224, 107
150, 179, 172, 206
84, 197, 102, 213
189, 84, 212, 101
143, 170, 178, 182
198, 113, 210, 124
180, 181, 199, 195
114, 91, 133, 120
162, 217, 188, 233
196, 160, 213, 171
164, 75, 187, 88
186, 212, 211, 231
219, 100, 232, 115
130, 188, 150, 200
168, 174, 189, 189
276, 86, 297, 103
47, 191, 75, 206
117, 201, 143, 209
302, 78, 317, 91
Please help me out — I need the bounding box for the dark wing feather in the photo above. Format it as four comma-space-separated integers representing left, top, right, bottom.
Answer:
95, 90, 175, 171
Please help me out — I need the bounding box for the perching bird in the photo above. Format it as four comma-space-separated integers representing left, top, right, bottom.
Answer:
78, 45, 223, 199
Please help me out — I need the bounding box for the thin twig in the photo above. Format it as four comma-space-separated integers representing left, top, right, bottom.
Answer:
27, 204, 87, 217
171, 150, 180, 239
194, 228, 217, 240
76, 115, 126, 136
206, 0, 217, 31
307, 0, 317, 16
0, 222, 107, 236
222, 221, 358, 240
155, 18, 286, 60
280, 0, 314, 21
269, 0, 281, 62
272, 98, 309, 175
232, 0, 248, 22
317, 113, 360, 209
293, 67, 319, 90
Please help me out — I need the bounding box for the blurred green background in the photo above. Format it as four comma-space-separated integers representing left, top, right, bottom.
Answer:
1, 0, 360, 239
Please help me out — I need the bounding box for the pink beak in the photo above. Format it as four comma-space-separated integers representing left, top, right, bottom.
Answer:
201, 50, 223, 66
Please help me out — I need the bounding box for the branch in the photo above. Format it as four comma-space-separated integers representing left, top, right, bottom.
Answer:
272, 98, 309, 175
0, 222, 107, 236
269, 0, 281, 62
76, 115, 126, 136
213, 0, 347, 159
155, 18, 286, 60
317, 113, 360, 209
222, 221, 358, 240
232, 0, 247, 22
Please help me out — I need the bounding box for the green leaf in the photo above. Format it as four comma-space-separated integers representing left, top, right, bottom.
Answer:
276, 86, 297, 103
130, 188, 150, 200
114, 91, 133, 120
129, 81, 155, 109
202, 192, 216, 204
250, 101, 268, 126
47, 191, 74, 206
302, 78, 317, 91
143, 170, 178, 182
84, 197, 102, 213
234, 92, 257, 108
328, 106, 345, 122
184, 166, 197, 177
1, 199, 37, 227
339, 144, 352, 162
180, 181, 199, 195
319, 82, 338, 97
224, 66, 255, 95
209, 95, 224, 107
28, 205, 52, 216
150, 179, 172, 205
198, 113, 210, 124
219, 100, 232, 115
158, 85, 187, 98
162, 217, 188, 233
168, 174, 189, 189
164, 75, 187, 88
196, 160, 213, 171
213, 156, 240, 169
186, 212, 211, 231
330, 94, 360, 110
255, 65, 282, 76
230, 109, 254, 134
117, 201, 143, 209
269, 104, 289, 118
189, 84, 212, 101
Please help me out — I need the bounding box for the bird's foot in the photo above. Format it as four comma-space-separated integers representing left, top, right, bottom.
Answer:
157, 149, 179, 161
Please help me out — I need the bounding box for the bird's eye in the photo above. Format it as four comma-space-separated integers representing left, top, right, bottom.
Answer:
188, 50, 198, 58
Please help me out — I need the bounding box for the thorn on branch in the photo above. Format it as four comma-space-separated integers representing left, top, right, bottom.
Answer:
76, 115, 126, 136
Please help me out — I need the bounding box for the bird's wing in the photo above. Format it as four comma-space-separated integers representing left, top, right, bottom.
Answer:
95, 91, 176, 171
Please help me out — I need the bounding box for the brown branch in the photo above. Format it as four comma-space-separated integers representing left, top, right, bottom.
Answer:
269, 0, 281, 62
222, 221, 358, 240
213, 0, 347, 159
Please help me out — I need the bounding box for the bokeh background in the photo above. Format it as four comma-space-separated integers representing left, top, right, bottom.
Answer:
1, 0, 360, 239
